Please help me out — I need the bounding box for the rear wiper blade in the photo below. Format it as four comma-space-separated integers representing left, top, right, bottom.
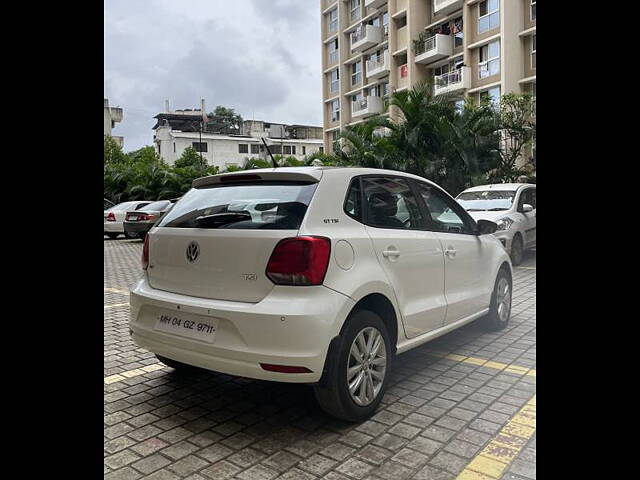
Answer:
194, 212, 251, 227
487, 208, 508, 211
466, 208, 486, 211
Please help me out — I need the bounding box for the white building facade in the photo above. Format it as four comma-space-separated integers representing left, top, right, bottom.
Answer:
104, 98, 124, 147
153, 108, 324, 169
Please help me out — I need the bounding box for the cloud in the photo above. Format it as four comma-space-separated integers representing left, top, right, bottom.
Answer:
104, 0, 321, 152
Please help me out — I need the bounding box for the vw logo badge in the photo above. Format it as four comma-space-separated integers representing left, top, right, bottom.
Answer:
186, 241, 200, 263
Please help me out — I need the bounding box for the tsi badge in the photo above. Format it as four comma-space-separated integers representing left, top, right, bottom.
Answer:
186, 241, 200, 263
242, 273, 258, 281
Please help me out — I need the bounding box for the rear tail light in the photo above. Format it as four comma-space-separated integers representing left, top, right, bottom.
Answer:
142, 235, 150, 270
260, 363, 312, 374
266, 236, 331, 286
139, 214, 156, 221
106, 212, 116, 222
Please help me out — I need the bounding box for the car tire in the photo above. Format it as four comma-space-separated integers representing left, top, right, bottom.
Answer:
155, 354, 199, 371
314, 309, 391, 422
510, 234, 524, 266
124, 231, 137, 239
106, 233, 120, 240
483, 267, 512, 331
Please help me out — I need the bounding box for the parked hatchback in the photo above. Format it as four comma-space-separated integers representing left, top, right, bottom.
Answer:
456, 184, 536, 265
130, 168, 512, 421
123, 200, 175, 240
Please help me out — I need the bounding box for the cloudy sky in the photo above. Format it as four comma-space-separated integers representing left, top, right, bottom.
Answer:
104, 0, 322, 152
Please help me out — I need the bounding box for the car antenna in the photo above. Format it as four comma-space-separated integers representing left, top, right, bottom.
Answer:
261, 137, 278, 168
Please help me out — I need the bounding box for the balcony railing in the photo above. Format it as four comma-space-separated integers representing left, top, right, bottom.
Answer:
366, 51, 389, 78
414, 34, 452, 65
434, 66, 470, 95
433, 0, 463, 15
351, 24, 383, 52
352, 96, 383, 117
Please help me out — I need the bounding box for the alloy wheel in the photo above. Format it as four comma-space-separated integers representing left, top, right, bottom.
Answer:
496, 277, 511, 323
347, 327, 387, 406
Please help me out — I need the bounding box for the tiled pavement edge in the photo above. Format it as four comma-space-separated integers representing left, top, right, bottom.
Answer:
105, 238, 536, 480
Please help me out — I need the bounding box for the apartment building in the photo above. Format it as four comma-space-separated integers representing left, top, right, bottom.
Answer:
152, 103, 324, 168
320, 0, 536, 154
104, 98, 124, 147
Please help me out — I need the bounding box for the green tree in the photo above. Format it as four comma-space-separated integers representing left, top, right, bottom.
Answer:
209, 106, 243, 132
104, 135, 127, 165
491, 93, 536, 183
174, 146, 207, 170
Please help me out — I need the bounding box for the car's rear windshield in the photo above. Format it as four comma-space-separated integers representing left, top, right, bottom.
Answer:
142, 200, 171, 211
456, 190, 515, 211
157, 181, 318, 230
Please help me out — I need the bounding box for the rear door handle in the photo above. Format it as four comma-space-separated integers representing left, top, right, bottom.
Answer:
444, 247, 457, 258
382, 250, 400, 258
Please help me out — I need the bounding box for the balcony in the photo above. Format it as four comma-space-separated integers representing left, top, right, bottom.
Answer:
414, 34, 452, 65
352, 96, 384, 118
434, 66, 470, 95
351, 24, 383, 52
433, 0, 463, 15
366, 51, 390, 79
365, 0, 387, 8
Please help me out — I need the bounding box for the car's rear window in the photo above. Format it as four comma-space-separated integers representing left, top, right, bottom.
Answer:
142, 200, 171, 211
157, 182, 318, 230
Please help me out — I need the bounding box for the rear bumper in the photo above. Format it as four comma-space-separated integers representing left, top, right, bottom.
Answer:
124, 222, 153, 236
129, 277, 355, 383
104, 222, 123, 233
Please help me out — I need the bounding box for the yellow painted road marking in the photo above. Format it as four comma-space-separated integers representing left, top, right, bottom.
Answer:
104, 363, 165, 384
104, 287, 129, 295
104, 303, 129, 309
456, 395, 536, 479
429, 352, 536, 377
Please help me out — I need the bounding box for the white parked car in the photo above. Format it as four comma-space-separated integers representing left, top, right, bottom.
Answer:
456, 184, 536, 265
130, 168, 512, 421
104, 201, 153, 239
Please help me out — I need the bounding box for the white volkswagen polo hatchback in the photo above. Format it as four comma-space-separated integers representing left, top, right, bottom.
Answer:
130, 168, 512, 421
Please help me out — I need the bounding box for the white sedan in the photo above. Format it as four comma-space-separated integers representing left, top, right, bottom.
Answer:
456, 184, 536, 265
104, 201, 152, 239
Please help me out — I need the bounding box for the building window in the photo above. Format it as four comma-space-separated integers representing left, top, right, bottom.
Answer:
478, 0, 499, 34
250, 144, 260, 154
395, 14, 407, 29
453, 17, 463, 47
478, 40, 500, 78
350, 0, 360, 23
319, 146, 324, 153
328, 38, 339, 64
192, 142, 208, 152
283, 145, 292, 155
328, 8, 338, 33
238, 144, 248, 154
351, 61, 362, 86
480, 86, 501, 107
302, 146, 306, 155
330, 69, 339, 93
173, 142, 176, 152
531, 34, 536, 69
331, 99, 340, 122
531, 0, 536, 21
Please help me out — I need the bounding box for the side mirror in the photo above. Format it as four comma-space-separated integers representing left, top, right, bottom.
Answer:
522, 204, 533, 213
475, 219, 498, 235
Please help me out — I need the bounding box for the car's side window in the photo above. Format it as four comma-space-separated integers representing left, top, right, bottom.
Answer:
414, 182, 474, 234
518, 189, 533, 211
529, 189, 536, 209
362, 177, 424, 229
344, 178, 363, 221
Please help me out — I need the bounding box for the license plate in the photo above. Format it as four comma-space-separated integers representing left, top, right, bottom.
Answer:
127, 216, 137, 221
154, 312, 219, 343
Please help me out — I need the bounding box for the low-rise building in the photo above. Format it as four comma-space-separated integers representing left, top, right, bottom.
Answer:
104, 98, 124, 147
153, 101, 324, 168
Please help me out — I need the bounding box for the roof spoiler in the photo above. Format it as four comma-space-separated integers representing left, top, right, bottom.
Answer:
192, 169, 322, 188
